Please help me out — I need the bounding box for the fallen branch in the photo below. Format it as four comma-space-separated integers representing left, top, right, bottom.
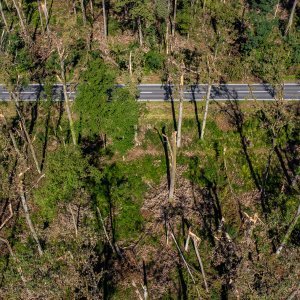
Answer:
0, 202, 13, 231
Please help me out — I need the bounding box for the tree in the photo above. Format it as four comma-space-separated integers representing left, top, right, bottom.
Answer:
75, 57, 139, 153
285, 0, 298, 35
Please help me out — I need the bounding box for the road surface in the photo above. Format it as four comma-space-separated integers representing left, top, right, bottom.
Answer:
0, 83, 299, 101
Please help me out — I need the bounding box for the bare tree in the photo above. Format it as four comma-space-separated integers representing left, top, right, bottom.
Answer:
19, 180, 44, 256
168, 131, 177, 201
11, 0, 27, 36
200, 82, 212, 140
176, 70, 184, 148
11, 92, 42, 174
137, 16, 143, 46
80, 0, 87, 25
285, 0, 298, 35
172, 0, 177, 37
0, 237, 31, 295
185, 228, 209, 292
0, 0, 9, 30
102, 0, 107, 38
41, 0, 50, 32
165, 0, 170, 54
276, 197, 300, 255
4, 116, 44, 256
56, 45, 77, 146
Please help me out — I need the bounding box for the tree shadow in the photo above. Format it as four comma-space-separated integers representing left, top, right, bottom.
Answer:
28, 84, 43, 134
163, 82, 177, 132
177, 263, 188, 300
220, 86, 262, 189
40, 103, 52, 172
190, 81, 202, 139
155, 125, 170, 189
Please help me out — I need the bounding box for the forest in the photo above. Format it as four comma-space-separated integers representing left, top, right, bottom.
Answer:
0, 0, 299, 299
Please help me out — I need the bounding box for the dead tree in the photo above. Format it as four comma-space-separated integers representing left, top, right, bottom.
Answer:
200, 83, 212, 140
11, 92, 42, 174
276, 197, 300, 255
0, 0, 8, 31
56, 45, 77, 146
79, 0, 86, 25
19, 179, 43, 256
137, 16, 143, 46
11, 0, 27, 36
2, 112, 44, 256
285, 0, 298, 35
0, 237, 31, 296
185, 228, 209, 292
102, 0, 107, 38
165, 131, 177, 201
176, 70, 184, 148
172, 0, 177, 37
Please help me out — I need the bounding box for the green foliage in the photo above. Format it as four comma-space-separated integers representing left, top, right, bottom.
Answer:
75, 58, 116, 135
34, 146, 101, 219
144, 50, 165, 71
95, 163, 144, 241
75, 58, 139, 154
103, 88, 140, 153
247, 0, 277, 14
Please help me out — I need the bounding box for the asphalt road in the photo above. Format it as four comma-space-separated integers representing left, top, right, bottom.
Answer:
0, 83, 299, 101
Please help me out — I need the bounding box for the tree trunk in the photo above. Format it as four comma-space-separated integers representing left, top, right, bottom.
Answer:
80, 0, 86, 25
200, 83, 212, 140
285, 0, 298, 35
274, 0, 280, 18
19, 182, 43, 256
12, 0, 26, 35
276, 200, 300, 255
129, 50, 133, 76
0, 0, 8, 30
138, 16, 143, 46
37, 0, 44, 32
42, 0, 49, 32
60, 58, 77, 146
192, 237, 209, 292
12, 93, 42, 174
176, 73, 184, 148
165, 0, 170, 54
102, 0, 107, 38
172, 0, 177, 36
0, 237, 31, 295
168, 131, 177, 201
90, 0, 94, 20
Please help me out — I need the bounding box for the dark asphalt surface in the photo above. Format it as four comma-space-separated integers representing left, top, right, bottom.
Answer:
0, 83, 299, 101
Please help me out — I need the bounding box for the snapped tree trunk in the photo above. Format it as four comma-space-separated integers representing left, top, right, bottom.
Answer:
138, 16, 143, 46
201, 83, 212, 140
0, 237, 31, 295
285, 0, 298, 35
37, 0, 44, 32
172, 0, 177, 36
165, 0, 170, 54
102, 0, 107, 38
11, 93, 42, 174
59, 58, 77, 146
19, 182, 43, 256
276, 199, 300, 255
42, 0, 49, 32
12, 0, 27, 35
80, 0, 87, 25
0, 0, 8, 30
129, 50, 133, 76
191, 234, 209, 292
168, 131, 177, 201
176, 73, 184, 148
